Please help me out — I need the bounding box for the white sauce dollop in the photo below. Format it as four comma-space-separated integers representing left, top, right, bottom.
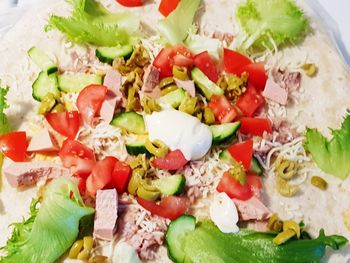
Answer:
210, 193, 239, 234
112, 242, 141, 263
144, 109, 212, 161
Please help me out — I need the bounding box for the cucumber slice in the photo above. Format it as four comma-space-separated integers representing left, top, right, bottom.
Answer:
219, 150, 264, 176
32, 71, 60, 102
111, 112, 146, 134
125, 136, 150, 156
96, 45, 133, 65
158, 88, 186, 108
210, 122, 240, 145
153, 174, 186, 197
249, 157, 263, 175
28, 47, 58, 75
58, 73, 103, 93
165, 215, 196, 263
191, 67, 224, 100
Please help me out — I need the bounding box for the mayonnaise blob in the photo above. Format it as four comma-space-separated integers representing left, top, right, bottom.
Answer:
144, 109, 212, 161
210, 193, 239, 234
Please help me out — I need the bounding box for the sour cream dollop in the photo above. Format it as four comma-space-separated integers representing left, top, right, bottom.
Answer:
210, 193, 239, 233
144, 109, 212, 161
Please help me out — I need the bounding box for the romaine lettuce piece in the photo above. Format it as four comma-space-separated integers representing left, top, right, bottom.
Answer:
0, 177, 94, 263
46, 0, 139, 46
236, 0, 308, 51
304, 110, 350, 180
158, 0, 201, 44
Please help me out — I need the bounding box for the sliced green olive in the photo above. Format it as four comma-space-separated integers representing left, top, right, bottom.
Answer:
275, 158, 298, 180
301, 63, 317, 77
38, 93, 56, 115
283, 220, 300, 238
51, 103, 65, 113
161, 85, 178, 96
77, 236, 93, 260
228, 165, 246, 185
137, 181, 160, 200
145, 139, 168, 158
159, 77, 175, 89
141, 96, 161, 114
276, 177, 299, 197
311, 176, 328, 190
179, 94, 198, 115
128, 168, 145, 195
88, 256, 109, 263
129, 154, 149, 170
173, 65, 188, 80
203, 107, 215, 125
69, 239, 84, 259
273, 229, 296, 245
268, 213, 283, 232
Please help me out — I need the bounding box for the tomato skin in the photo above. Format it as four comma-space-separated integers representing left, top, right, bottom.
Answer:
216, 172, 253, 201
158, 0, 180, 16
194, 51, 219, 83
223, 48, 252, 75
59, 139, 95, 175
209, 95, 238, 124
153, 45, 194, 79
77, 85, 107, 125
45, 111, 80, 140
86, 156, 118, 196
239, 62, 267, 91
137, 196, 187, 220
239, 117, 272, 136
108, 161, 132, 194
116, 0, 143, 7
152, 150, 188, 171
0, 131, 28, 162
236, 84, 265, 117
227, 140, 253, 171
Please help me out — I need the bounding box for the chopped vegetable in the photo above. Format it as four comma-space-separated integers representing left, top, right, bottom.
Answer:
137, 196, 187, 220
310, 176, 328, 190
239, 117, 272, 136
68, 236, 93, 260
273, 229, 297, 245
304, 111, 350, 180
268, 213, 283, 232
166, 217, 348, 263
46, 0, 139, 46
193, 51, 219, 83
223, 48, 252, 75
158, 0, 180, 17
0, 84, 11, 136
0, 177, 94, 263
145, 139, 168, 158
152, 149, 188, 171
116, 0, 143, 7
276, 177, 299, 197
0, 131, 28, 162
227, 140, 253, 171
274, 157, 298, 180
301, 63, 318, 77
45, 111, 81, 140
157, 0, 201, 44
236, 0, 309, 51
216, 171, 254, 200
209, 95, 238, 124
217, 73, 248, 101
236, 84, 265, 117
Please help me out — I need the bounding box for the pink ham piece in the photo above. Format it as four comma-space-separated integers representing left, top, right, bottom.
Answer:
100, 69, 123, 123
142, 65, 160, 92
140, 65, 161, 100
27, 129, 58, 152
232, 196, 271, 221
174, 78, 196, 97
262, 69, 301, 105
93, 189, 118, 240
4, 161, 69, 188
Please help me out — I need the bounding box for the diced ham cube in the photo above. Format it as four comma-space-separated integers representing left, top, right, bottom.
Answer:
232, 196, 271, 221
93, 189, 118, 240
27, 129, 58, 152
4, 161, 69, 188
174, 78, 196, 97
262, 75, 288, 105
141, 65, 160, 93
100, 69, 123, 123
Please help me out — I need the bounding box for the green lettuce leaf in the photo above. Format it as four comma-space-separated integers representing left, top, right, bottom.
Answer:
158, 0, 201, 44
0, 83, 11, 136
236, 0, 309, 51
304, 110, 350, 180
0, 177, 94, 263
46, 0, 139, 46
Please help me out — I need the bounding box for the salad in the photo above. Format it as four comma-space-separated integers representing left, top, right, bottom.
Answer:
0, 0, 349, 262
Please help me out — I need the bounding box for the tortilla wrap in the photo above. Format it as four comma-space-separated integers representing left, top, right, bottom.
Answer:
0, 0, 349, 262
